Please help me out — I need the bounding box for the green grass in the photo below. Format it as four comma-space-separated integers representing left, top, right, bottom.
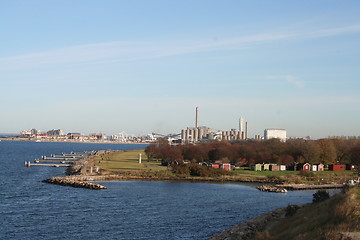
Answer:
96, 150, 167, 172
233, 169, 300, 177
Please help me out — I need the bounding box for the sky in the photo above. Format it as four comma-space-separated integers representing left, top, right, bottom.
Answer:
1, 0, 360, 139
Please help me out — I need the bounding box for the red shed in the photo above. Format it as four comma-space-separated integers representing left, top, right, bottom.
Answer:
317, 163, 324, 171
328, 164, 345, 171
211, 164, 220, 169
298, 163, 311, 171
221, 163, 231, 171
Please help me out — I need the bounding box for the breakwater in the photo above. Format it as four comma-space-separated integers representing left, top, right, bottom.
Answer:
43, 177, 107, 190
278, 183, 344, 190
257, 185, 288, 193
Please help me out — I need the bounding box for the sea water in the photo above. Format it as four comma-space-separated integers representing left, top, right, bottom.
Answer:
0, 141, 320, 239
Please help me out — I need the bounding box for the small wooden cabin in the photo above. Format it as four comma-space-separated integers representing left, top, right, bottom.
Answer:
328, 164, 345, 171
211, 164, 220, 169
297, 163, 311, 171
263, 164, 270, 171
221, 163, 231, 171
345, 164, 355, 171
316, 163, 324, 171
269, 164, 280, 171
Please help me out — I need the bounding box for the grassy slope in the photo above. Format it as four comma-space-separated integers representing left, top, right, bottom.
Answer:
96, 150, 167, 172
256, 187, 360, 240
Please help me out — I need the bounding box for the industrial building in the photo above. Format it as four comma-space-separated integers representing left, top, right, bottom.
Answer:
180, 107, 248, 143
264, 129, 287, 142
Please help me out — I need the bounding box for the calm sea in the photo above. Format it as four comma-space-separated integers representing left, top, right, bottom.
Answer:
1, 141, 320, 240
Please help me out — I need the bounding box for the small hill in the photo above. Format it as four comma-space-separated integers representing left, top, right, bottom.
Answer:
256, 187, 360, 240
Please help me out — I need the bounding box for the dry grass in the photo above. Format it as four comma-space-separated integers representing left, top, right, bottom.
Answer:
96, 150, 167, 173
256, 187, 360, 240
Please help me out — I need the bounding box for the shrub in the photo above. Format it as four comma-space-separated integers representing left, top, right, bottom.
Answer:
285, 205, 300, 217
172, 164, 190, 175
299, 171, 315, 177
313, 190, 330, 203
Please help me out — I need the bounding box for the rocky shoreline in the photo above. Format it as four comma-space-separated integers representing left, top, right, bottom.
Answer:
43, 177, 107, 190
208, 205, 300, 240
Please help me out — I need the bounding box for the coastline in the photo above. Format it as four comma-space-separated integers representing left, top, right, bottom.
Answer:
40, 150, 359, 239
208, 205, 294, 240
0, 137, 150, 145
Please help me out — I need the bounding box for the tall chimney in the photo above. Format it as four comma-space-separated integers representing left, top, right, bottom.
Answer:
195, 107, 199, 128
245, 121, 248, 139
239, 117, 244, 132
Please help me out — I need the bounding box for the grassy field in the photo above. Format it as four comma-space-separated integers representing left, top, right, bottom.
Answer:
96, 150, 167, 173
95, 150, 358, 184
234, 169, 300, 176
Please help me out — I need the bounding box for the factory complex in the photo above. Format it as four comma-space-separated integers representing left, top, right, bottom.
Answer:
180, 107, 286, 144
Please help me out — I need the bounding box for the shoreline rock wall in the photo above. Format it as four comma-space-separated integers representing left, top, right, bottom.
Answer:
43, 177, 107, 190
208, 206, 289, 240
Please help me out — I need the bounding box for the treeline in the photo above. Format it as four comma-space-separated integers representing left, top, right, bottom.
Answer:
145, 138, 360, 167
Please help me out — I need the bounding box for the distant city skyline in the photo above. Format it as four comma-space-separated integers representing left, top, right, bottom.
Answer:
1, 1, 360, 139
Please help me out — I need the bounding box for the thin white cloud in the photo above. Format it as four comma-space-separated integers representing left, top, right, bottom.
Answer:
1, 24, 360, 70
264, 75, 305, 88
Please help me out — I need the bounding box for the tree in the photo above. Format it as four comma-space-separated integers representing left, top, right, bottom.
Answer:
159, 145, 183, 166
182, 144, 206, 162
332, 139, 351, 163
300, 141, 320, 164
144, 144, 158, 161
316, 139, 337, 164
349, 144, 360, 172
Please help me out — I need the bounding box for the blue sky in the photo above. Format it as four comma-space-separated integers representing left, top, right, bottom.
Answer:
1, 0, 360, 138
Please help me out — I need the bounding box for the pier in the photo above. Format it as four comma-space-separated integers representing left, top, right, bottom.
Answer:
30, 163, 71, 167
25, 151, 94, 168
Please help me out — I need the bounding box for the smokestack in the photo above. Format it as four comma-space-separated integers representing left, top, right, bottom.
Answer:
245, 121, 248, 139
239, 117, 244, 132
195, 107, 199, 128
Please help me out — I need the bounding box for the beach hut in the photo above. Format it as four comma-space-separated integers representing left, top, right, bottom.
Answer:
298, 163, 311, 171
269, 164, 280, 171
221, 163, 231, 171
263, 164, 270, 171
317, 163, 324, 171
251, 164, 263, 171
345, 164, 355, 171
211, 163, 220, 169
311, 165, 318, 171
279, 165, 286, 171
328, 164, 345, 171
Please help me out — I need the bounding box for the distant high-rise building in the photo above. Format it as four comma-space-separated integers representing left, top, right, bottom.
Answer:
47, 129, 64, 136
264, 129, 287, 142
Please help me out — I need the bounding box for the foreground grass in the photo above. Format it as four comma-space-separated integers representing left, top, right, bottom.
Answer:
256, 187, 360, 240
96, 150, 167, 173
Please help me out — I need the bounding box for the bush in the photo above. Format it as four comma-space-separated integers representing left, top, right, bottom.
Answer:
172, 164, 190, 175
299, 171, 315, 177
172, 164, 229, 177
285, 205, 300, 217
313, 190, 330, 203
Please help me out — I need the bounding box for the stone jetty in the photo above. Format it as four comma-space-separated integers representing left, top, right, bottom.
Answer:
257, 185, 288, 193
43, 177, 107, 190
